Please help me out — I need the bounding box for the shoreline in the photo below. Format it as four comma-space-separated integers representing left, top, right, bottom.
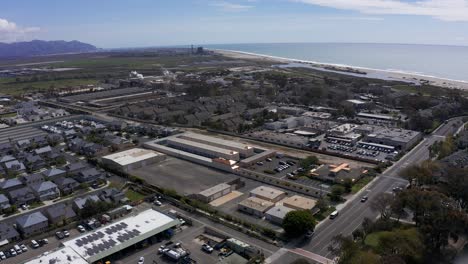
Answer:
214, 49, 468, 91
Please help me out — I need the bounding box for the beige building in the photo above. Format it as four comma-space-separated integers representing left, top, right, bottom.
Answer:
282, 195, 317, 211
238, 197, 274, 218
102, 148, 166, 173
250, 186, 286, 203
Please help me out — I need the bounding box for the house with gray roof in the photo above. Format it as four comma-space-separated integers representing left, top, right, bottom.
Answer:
0, 194, 11, 211
0, 223, 19, 244
34, 145, 53, 158
15, 211, 49, 237
53, 177, 79, 195
72, 195, 101, 212
19, 173, 44, 186
7, 186, 36, 205
16, 139, 31, 149
42, 168, 66, 181
65, 162, 88, 174
43, 203, 77, 225
0, 142, 13, 155
99, 188, 125, 203
0, 178, 23, 192
75, 168, 102, 184
24, 154, 45, 171
265, 205, 295, 225
0, 155, 15, 164
30, 181, 60, 201
4, 160, 26, 173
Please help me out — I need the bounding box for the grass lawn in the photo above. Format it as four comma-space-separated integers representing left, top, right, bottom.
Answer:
0, 78, 98, 95
125, 189, 145, 202
29, 201, 45, 209
352, 176, 374, 194
364, 231, 388, 248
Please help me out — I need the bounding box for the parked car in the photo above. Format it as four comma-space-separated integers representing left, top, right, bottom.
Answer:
31, 240, 39, 248
329, 210, 339, 219
77, 225, 86, 233
10, 248, 17, 257
158, 245, 167, 254
305, 230, 315, 239
154, 200, 162, 206
63, 230, 70, 237
56, 231, 65, 239
20, 244, 27, 252
40, 238, 49, 245
0, 251, 5, 259
202, 244, 214, 253
138, 257, 144, 264
13, 244, 22, 254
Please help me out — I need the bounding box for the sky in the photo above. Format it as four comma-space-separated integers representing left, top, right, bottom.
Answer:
1, 0, 468, 48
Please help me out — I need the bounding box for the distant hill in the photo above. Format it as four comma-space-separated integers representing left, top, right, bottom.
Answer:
0, 40, 97, 58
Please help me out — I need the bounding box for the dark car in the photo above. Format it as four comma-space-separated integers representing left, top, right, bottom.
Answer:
360, 196, 369, 202
55, 231, 65, 239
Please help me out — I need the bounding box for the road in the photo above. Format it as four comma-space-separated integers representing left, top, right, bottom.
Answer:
293, 117, 466, 260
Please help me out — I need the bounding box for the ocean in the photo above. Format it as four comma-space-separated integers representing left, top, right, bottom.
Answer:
204, 43, 468, 83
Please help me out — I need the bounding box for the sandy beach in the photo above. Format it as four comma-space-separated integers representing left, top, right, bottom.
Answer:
216, 49, 468, 91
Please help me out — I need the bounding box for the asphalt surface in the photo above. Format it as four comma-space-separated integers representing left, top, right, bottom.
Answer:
294, 117, 466, 260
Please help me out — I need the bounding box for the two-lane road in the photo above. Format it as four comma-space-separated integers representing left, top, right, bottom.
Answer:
296, 117, 466, 259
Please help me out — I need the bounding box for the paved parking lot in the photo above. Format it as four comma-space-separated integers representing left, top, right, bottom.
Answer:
131, 157, 237, 196
320, 139, 395, 162
245, 156, 300, 180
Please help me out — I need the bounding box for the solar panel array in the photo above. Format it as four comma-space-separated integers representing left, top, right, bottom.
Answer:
74, 222, 142, 256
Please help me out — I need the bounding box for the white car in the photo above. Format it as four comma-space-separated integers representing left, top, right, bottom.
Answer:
31, 240, 39, 248
20, 244, 27, 252
10, 248, 17, 256
63, 230, 70, 237
138, 256, 144, 264
0, 251, 5, 259
77, 225, 86, 233
154, 200, 162, 206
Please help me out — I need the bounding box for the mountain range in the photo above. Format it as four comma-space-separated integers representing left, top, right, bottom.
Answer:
0, 40, 97, 58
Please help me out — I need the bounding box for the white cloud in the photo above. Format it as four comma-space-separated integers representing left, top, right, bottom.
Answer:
211, 1, 254, 11
320, 16, 384, 21
293, 0, 468, 21
0, 18, 40, 42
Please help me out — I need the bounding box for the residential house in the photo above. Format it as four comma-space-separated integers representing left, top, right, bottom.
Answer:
34, 145, 53, 158
0, 142, 13, 155
72, 195, 101, 212
0, 155, 16, 164
7, 186, 36, 205
15, 212, 49, 237
0, 194, 11, 211
41, 168, 66, 181
0, 223, 20, 244
19, 173, 44, 186
81, 142, 106, 157
43, 203, 77, 225
16, 139, 31, 150
31, 135, 49, 147
68, 138, 85, 153
24, 154, 45, 171
30, 181, 60, 201
99, 188, 125, 203
4, 160, 26, 173
65, 162, 88, 175
0, 178, 23, 192
74, 168, 102, 184
63, 129, 77, 139
53, 177, 79, 195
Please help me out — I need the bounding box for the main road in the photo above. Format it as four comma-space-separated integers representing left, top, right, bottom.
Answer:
291, 117, 466, 261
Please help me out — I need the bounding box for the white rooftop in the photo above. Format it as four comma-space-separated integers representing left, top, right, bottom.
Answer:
63, 209, 178, 263
181, 132, 252, 150
24, 246, 88, 264
167, 137, 238, 155
102, 148, 164, 166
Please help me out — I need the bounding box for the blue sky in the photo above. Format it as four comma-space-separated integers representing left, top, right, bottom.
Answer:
1, 0, 467, 48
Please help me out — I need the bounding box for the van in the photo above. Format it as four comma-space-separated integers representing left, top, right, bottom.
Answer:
329, 210, 339, 219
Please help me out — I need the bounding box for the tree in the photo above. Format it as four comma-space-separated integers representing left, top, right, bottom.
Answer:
331, 235, 380, 264
343, 178, 353, 193
299, 156, 319, 169
330, 185, 345, 202
370, 193, 395, 220
375, 228, 425, 264
282, 210, 316, 238
445, 167, 468, 209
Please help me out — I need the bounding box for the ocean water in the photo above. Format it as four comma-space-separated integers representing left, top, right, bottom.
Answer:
204, 43, 468, 82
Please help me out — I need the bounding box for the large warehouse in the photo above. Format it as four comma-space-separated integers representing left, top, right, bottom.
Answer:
179, 132, 254, 158
166, 137, 240, 161
365, 128, 422, 150
102, 148, 166, 173
25, 209, 179, 264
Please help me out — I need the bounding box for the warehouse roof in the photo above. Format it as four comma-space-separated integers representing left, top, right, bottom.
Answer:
199, 183, 231, 197
265, 205, 294, 219
239, 197, 274, 212
24, 246, 88, 264
180, 132, 252, 150
282, 195, 317, 210
250, 186, 285, 200
102, 148, 164, 166
368, 128, 421, 143
167, 137, 238, 156
63, 209, 179, 263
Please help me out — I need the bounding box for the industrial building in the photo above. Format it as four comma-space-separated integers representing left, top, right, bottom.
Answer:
265, 205, 294, 225
195, 183, 235, 203
239, 149, 276, 167
166, 137, 240, 161
282, 195, 317, 211
250, 186, 286, 203
238, 197, 274, 218
62, 209, 179, 263
179, 132, 254, 158
365, 128, 422, 150
102, 148, 166, 173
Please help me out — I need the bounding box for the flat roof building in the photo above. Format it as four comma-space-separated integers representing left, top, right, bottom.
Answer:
166, 137, 240, 161
180, 133, 254, 158
102, 148, 166, 173
24, 246, 88, 264
265, 205, 294, 225
365, 128, 422, 150
238, 197, 274, 218
63, 209, 179, 263
250, 186, 286, 203
196, 183, 234, 203
282, 195, 317, 211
